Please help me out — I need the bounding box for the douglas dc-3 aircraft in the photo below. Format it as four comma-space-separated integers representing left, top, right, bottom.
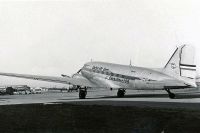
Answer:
0, 45, 197, 99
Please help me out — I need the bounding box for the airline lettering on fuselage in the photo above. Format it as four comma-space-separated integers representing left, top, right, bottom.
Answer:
92, 66, 130, 84
107, 76, 129, 84
171, 63, 177, 69
92, 66, 109, 72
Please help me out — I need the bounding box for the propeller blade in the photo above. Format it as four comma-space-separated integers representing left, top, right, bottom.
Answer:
77, 69, 82, 74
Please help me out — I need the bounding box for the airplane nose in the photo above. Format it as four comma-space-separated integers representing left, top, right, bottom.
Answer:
81, 69, 94, 79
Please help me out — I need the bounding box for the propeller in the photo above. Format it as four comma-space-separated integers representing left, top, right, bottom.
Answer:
77, 69, 82, 74
62, 69, 82, 78
61, 74, 70, 78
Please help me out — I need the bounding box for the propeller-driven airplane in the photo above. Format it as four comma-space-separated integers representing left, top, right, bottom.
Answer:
0, 45, 197, 99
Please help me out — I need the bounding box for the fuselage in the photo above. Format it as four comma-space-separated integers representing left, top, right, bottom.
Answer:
80, 62, 186, 90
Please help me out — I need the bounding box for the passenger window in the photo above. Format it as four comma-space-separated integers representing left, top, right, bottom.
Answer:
121, 75, 125, 78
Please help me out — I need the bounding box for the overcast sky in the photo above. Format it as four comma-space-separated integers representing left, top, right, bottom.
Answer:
0, 0, 199, 87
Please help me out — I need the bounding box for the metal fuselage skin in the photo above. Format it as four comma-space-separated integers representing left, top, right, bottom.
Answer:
80, 62, 185, 90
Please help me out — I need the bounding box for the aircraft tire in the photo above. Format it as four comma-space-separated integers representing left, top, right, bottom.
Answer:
79, 90, 87, 99
117, 89, 125, 98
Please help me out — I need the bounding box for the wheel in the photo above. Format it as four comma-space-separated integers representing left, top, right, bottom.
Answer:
117, 89, 125, 98
79, 90, 87, 99
169, 93, 175, 99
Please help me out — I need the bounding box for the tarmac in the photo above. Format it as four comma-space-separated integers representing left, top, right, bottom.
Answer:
1, 89, 200, 106
0, 89, 200, 133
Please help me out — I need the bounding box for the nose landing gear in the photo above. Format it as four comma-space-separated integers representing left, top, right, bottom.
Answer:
79, 89, 87, 99
78, 86, 87, 99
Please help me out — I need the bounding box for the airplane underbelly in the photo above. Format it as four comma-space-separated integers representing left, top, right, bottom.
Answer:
134, 80, 164, 90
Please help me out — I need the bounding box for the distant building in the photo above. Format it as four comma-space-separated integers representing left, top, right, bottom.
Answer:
12, 85, 31, 94
0, 85, 31, 95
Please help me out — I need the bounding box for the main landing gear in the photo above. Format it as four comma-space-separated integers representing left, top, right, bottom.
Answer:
78, 87, 87, 99
164, 88, 175, 99
117, 89, 126, 98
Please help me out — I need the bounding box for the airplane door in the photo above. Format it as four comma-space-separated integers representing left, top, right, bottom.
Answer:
129, 67, 136, 89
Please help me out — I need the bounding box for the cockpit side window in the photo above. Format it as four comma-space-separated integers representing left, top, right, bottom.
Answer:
83, 64, 91, 69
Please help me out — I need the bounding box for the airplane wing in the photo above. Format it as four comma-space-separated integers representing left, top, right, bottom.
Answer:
0, 72, 132, 89
0, 72, 97, 87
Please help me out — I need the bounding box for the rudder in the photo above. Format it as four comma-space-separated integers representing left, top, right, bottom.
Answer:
164, 45, 196, 79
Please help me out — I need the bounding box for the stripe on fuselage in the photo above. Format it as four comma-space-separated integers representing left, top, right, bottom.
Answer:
83, 67, 141, 81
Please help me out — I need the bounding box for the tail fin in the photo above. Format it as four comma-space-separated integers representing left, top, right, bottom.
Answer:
164, 45, 197, 86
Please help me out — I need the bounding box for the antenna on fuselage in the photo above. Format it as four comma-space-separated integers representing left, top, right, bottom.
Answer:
129, 59, 132, 66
